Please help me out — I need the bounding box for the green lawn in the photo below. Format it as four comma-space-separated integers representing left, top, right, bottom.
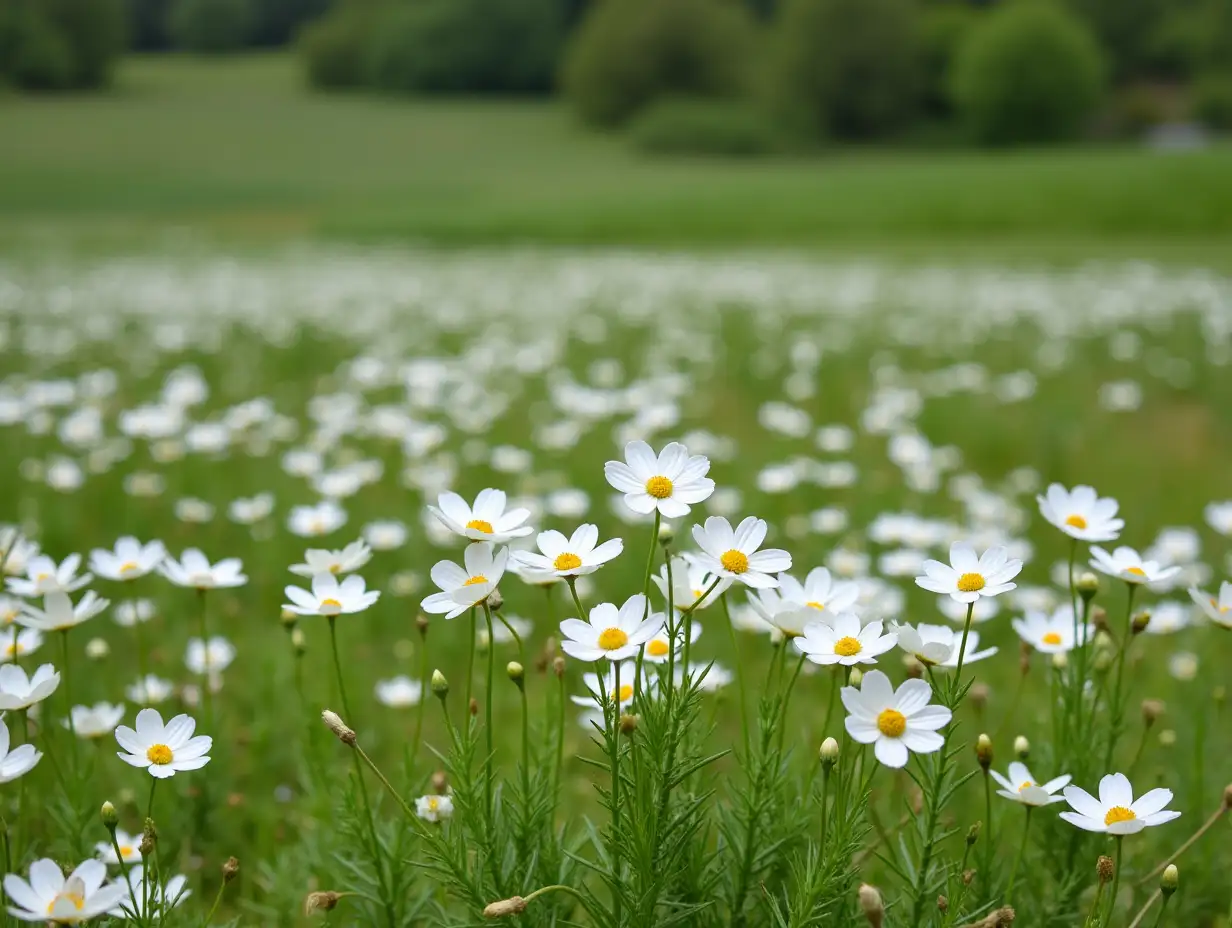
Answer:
2, 54, 1232, 262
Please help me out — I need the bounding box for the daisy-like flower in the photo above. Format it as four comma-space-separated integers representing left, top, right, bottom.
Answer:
1012, 606, 1093, 653
108, 868, 189, 920
560, 594, 665, 662
67, 703, 125, 740
288, 541, 372, 578
934, 631, 998, 669
283, 574, 380, 617
112, 599, 154, 628
603, 440, 715, 518
159, 549, 246, 590
362, 520, 408, 551
794, 613, 897, 666
571, 661, 643, 713
990, 762, 1071, 806
0, 664, 60, 711
892, 622, 959, 666
126, 675, 175, 706
88, 538, 166, 582
642, 621, 701, 664
429, 489, 533, 543
691, 516, 791, 589
420, 543, 508, 619
6, 554, 92, 598
0, 595, 21, 627
95, 830, 142, 866
287, 500, 348, 538
1142, 600, 1191, 635
184, 637, 237, 675
18, 591, 109, 632
0, 529, 39, 577
1060, 772, 1180, 835
1203, 501, 1232, 537
375, 676, 422, 708
1089, 546, 1181, 586
2, 628, 43, 663
1189, 582, 1232, 628
416, 794, 454, 823
778, 567, 861, 616
114, 708, 211, 779
0, 718, 41, 783
512, 525, 623, 579
4, 858, 127, 924
915, 541, 1021, 604
841, 669, 951, 768
1037, 484, 1124, 542
653, 557, 730, 611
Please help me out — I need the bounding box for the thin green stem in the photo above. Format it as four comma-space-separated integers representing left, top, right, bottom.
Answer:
1150, 895, 1171, 928
59, 630, 79, 773
818, 766, 831, 851
200, 878, 228, 928
951, 602, 975, 699
1004, 808, 1032, 905
1104, 585, 1138, 770
196, 589, 213, 732
522, 883, 590, 907
774, 651, 807, 756
327, 617, 353, 721
981, 770, 994, 887
109, 828, 146, 927
553, 670, 565, 802
464, 606, 476, 713
720, 592, 751, 752
410, 630, 429, 766
565, 578, 587, 623
609, 657, 623, 928
482, 602, 496, 826
1107, 836, 1124, 926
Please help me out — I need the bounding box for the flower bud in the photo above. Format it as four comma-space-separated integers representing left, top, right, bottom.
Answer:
848, 667, 864, 687
431, 770, 449, 794
1160, 864, 1178, 897
1141, 699, 1164, 727
962, 869, 975, 886
1013, 736, 1030, 760
223, 856, 239, 882
487, 589, 503, 612
619, 713, 638, 736
1131, 611, 1151, 635
469, 698, 479, 717
507, 662, 524, 687
976, 733, 993, 771
1159, 729, 1177, 747
1097, 855, 1115, 884
431, 669, 449, 698
101, 801, 118, 830
304, 891, 343, 915
1091, 607, 1109, 633
552, 656, 566, 679
902, 656, 924, 679
658, 523, 675, 546
483, 896, 528, 918
1213, 685, 1226, 706
1077, 572, 1100, 600
970, 683, 989, 712
139, 818, 157, 857
416, 614, 430, 637
820, 737, 839, 768
1051, 651, 1069, 671
280, 609, 297, 630
966, 821, 981, 846
937, 896, 948, 914
1018, 641, 1032, 676
858, 884, 884, 928
290, 627, 306, 654
85, 638, 109, 661
321, 710, 356, 746
1223, 783, 1232, 810
1093, 648, 1114, 673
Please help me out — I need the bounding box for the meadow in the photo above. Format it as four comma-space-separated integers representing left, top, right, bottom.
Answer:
1, 55, 1232, 928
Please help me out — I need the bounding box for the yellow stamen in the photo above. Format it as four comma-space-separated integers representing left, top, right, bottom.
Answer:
554, 552, 582, 571
47, 893, 85, 914
119, 561, 140, 576
466, 519, 494, 534
834, 636, 862, 657
647, 639, 670, 657
328, 563, 341, 574
877, 709, 907, 738
1041, 632, 1063, 646
1018, 781, 1034, 791
1065, 514, 1088, 530
597, 628, 629, 650
1126, 566, 1147, 577
645, 476, 673, 499
118, 845, 134, 858
807, 601, 825, 610
720, 550, 749, 574
956, 572, 985, 593
612, 684, 634, 702
1104, 806, 1136, 826
146, 744, 173, 765
320, 598, 342, 609
427, 797, 439, 811
463, 574, 488, 586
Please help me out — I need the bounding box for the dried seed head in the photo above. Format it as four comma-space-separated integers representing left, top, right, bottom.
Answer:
1141, 699, 1165, 726
976, 734, 993, 770
416, 614, 429, 636
1160, 864, 1178, 896
1131, 610, 1151, 635
848, 667, 864, 687
321, 710, 356, 746
819, 737, 840, 768
431, 669, 449, 698
966, 821, 981, 846
483, 896, 528, 918
962, 869, 975, 886
431, 770, 450, 794
469, 698, 479, 717
1097, 855, 1115, 884
658, 523, 675, 546
507, 662, 524, 687
970, 684, 989, 711
992, 906, 1016, 926
100, 801, 118, 829
223, 857, 240, 882
858, 884, 884, 928
487, 588, 504, 612
1013, 736, 1030, 760
552, 656, 567, 679
304, 891, 344, 915
619, 713, 638, 736
937, 895, 948, 914
1091, 607, 1109, 632
1076, 572, 1100, 599
1223, 783, 1232, 810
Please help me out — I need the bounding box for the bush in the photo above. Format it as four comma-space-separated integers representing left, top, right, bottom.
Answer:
951, 1, 1105, 145
920, 3, 977, 116
167, 0, 252, 53
629, 97, 783, 156
249, 0, 330, 47
126, 0, 172, 50
0, 0, 124, 90
770, 0, 921, 141
298, 5, 378, 89
365, 0, 562, 95
1193, 72, 1232, 131
1, 8, 73, 89
562, 0, 755, 127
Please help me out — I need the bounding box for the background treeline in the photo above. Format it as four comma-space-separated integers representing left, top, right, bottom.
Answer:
2, 0, 1231, 149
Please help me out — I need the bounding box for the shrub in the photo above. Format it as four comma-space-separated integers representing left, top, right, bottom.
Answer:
0, 0, 124, 90
365, 0, 562, 95
167, 0, 253, 53
1193, 72, 1232, 131
298, 5, 379, 89
951, 1, 1105, 145
562, 0, 755, 127
126, 0, 172, 51
249, 0, 330, 47
770, 0, 921, 141
920, 3, 977, 116
629, 97, 783, 156
43, 0, 126, 86
1, 8, 74, 89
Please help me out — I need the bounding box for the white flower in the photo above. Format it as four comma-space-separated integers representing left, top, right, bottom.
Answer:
114, 708, 211, 779
691, 516, 791, 589
159, 549, 246, 590
0, 595, 21, 627
1204, 501, 1232, 537
892, 622, 959, 666
477, 614, 532, 648
915, 541, 1021, 604
429, 489, 533, 543
0, 529, 39, 577
0, 663, 60, 711
603, 440, 715, 518
185, 637, 236, 675
1189, 582, 1232, 628
1037, 484, 1124, 542
642, 621, 701, 664
778, 567, 860, 615
95, 828, 143, 866
18, 591, 109, 632
1142, 600, 1191, 635
288, 541, 372, 578
88, 538, 166, 582
794, 613, 896, 666
375, 676, 422, 708
560, 594, 664, 662
1, 628, 43, 663
512, 525, 623, 579
67, 703, 125, 740
283, 574, 380, 617
1012, 606, 1093, 653
508, 559, 561, 588
4, 858, 127, 924
112, 599, 154, 627
934, 630, 997, 669
420, 543, 508, 619
287, 500, 348, 538
0, 718, 41, 783
6, 553, 92, 598
841, 669, 951, 768
227, 492, 274, 525
653, 557, 730, 611
126, 675, 175, 706
937, 595, 1000, 624
1060, 772, 1180, 835
416, 794, 454, 822
990, 762, 1071, 806
1089, 546, 1181, 586
362, 520, 408, 551
108, 867, 189, 919
572, 661, 642, 712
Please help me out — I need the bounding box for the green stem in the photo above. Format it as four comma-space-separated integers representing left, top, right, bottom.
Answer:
609, 657, 623, 927
981, 770, 994, 892
196, 589, 213, 732
1104, 585, 1138, 770
720, 592, 751, 752
59, 630, 79, 773
565, 577, 588, 624
464, 606, 476, 714
327, 617, 353, 720
200, 878, 227, 928
1107, 836, 1124, 926
482, 602, 496, 826
410, 631, 429, 766
774, 651, 807, 756
1150, 896, 1171, 928
109, 828, 145, 926
1004, 808, 1032, 905
951, 602, 975, 700
818, 766, 831, 851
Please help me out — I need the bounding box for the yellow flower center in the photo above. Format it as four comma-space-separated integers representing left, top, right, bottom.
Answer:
47, 893, 85, 914
807, 601, 825, 610
35, 572, 50, 582
321, 598, 342, 609
597, 628, 629, 650
834, 636, 863, 657
1041, 632, 1063, 646
611, 684, 634, 702
1104, 806, 1137, 826
554, 553, 583, 571
466, 519, 494, 534
645, 476, 674, 499
119, 561, 140, 576
118, 844, 134, 858
647, 639, 670, 657
463, 574, 488, 586
877, 709, 907, 738
1125, 566, 1147, 577
956, 572, 985, 593
146, 744, 173, 765
1018, 781, 1034, 791
1065, 514, 1088, 530
720, 550, 749, 574
328, 563, 341, 574
427, 796, 440, 811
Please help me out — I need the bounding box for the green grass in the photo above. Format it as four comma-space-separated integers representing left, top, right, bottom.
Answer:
1, 54, 1232, 262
